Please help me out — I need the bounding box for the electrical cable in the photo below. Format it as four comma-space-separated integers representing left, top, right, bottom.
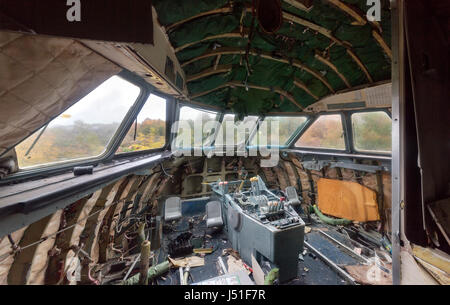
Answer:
0, 197, 130, 262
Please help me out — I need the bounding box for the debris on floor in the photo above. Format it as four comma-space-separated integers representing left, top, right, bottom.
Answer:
411, 244, 450, 285
122, 260, 171, 285
168, 232, 193, 257
193, 248, 213, 254
222, 248, 241, 260
169, 256, 205, 268
227, 254, 250, 275
194, 270, 254, 285
251, 254, 265, 285
344, 263, 392, 285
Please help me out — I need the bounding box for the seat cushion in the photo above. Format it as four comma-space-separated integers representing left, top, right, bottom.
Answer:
286, 186, 301, 206
165, 197, 182, 221
206, 201, 223, 228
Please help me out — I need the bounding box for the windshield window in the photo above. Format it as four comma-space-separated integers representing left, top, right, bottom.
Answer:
214, 115, 259, 146
174, 106, 219, 148
352, 111, 392, 153
250, 116, 307, 146
117, 94, 167, 153
15, 76, 141, 168
296, 114, 345, 150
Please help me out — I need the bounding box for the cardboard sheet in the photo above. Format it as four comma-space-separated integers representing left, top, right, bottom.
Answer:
317, 178, 380, 222
168, 256, 204, 268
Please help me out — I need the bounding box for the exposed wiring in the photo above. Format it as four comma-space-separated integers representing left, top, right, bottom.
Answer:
56, 243, 84, 285
161, 162, 174, 181
122, 253, 141, 282
0, 197, 130, 262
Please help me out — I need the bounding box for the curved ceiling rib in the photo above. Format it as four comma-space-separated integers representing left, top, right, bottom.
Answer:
283, 11, 390, 63
186, 65, 233, 83
281, 12, 375, 82
293, 79, 319, 100
181, 47, 243, 67
166, 7, 340, 46
165, 7, 234, 32
325, 0, 390, 60
190, 81, 304, 111
346, 49, 374, 83
174, 32, 248, 53
153, 1, 391, 114
166, 6, 391, 60
372, 30, 392, 60
314, 53, 351, 88
325, 0, 367, 25
180, 47, 335, 93
281, 12, 348, 47
174, 26, 373, 84
325, 0, 383, 37
187, 63, 320, 101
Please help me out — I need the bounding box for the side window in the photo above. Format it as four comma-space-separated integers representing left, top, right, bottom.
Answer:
174, 106, 219, 148
117, 94, 167, 153
15, 76, 141, 169
352, 111, 392, 153
295, 114, 345, 150
250, 116, 307, 146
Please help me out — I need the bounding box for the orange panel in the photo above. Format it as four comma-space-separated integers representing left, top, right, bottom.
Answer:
317, 178, 380, 222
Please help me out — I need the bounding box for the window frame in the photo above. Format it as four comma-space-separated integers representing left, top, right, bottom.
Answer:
291, 112, 350, 153
7, 70, 157, 180
248, 114, 310, 148
212, 113, 260, 148
348, 109, 393, 156
114, 91, 174, 159
172, 102, 223, 150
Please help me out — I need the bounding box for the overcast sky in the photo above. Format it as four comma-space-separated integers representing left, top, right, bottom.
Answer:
52, 76, 167, 127
179, 105, 217, 121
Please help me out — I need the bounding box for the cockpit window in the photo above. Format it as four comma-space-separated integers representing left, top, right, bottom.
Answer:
295, 114, 346, 150
214, 114, 259, 146
174, 106, 219, 148
15, 76, 141, 169
117, 94, 167, 154
250, 116, 307, 147
352, 111, 392, 153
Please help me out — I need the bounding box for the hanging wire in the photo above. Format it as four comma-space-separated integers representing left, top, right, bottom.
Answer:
0, 197, 130, 263
161, 162, 174, 181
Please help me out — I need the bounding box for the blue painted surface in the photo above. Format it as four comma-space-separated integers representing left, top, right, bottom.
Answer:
307, 232, 358, 265
181, 198, 210, 216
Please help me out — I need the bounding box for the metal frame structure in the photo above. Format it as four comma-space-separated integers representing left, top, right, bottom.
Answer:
286, 109, 392, 158
2, 70, 147, 181
390, 0, 403, 285
171, 102, 393, 159
2, 70, 176, 184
